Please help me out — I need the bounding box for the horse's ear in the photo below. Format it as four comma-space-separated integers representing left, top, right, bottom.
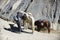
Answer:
28, 13, 32, 16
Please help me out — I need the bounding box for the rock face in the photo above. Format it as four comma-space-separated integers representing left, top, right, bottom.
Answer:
27, 0, 60, 30
0, 0, 32, 20
0, 0, 60, 30
27, 0, 59, 21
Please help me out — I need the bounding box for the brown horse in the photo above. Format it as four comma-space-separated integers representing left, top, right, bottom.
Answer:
35, 19, 50, 33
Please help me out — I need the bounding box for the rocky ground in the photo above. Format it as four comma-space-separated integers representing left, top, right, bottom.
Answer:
0, 18, 60, 40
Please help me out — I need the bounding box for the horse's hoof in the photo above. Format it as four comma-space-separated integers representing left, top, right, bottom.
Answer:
31, 32, 34, 34
32, 32, 33, 34
37, 30, 40, 32
48, 32, 50, 33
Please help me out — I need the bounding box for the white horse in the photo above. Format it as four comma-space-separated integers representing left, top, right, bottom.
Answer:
22, 12, 35, 33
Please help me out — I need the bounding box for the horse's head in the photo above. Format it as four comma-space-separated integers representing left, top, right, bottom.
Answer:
35, 20, 40, 26
22, 13, 27, 20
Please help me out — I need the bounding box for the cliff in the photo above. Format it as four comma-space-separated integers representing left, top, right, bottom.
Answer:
0, 0, 60, 30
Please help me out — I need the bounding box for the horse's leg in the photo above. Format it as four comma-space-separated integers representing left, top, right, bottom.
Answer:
37, 26, 41, 32
47, 27, 50, 33
31, 24, 34, 33
37, 26, 40, 32
23, 20, 24, 26
46, 24, 50, 33
23, 20, 27, 30
31, 20, 34, 34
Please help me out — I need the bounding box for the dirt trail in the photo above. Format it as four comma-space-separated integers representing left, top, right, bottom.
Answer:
0, 18, 60, 40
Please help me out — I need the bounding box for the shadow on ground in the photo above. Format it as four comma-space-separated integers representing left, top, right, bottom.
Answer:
4, 24, 33, 34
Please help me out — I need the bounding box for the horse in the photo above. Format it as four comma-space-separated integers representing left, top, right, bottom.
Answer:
22, 12, 35, 33
35, 19, 50, 33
